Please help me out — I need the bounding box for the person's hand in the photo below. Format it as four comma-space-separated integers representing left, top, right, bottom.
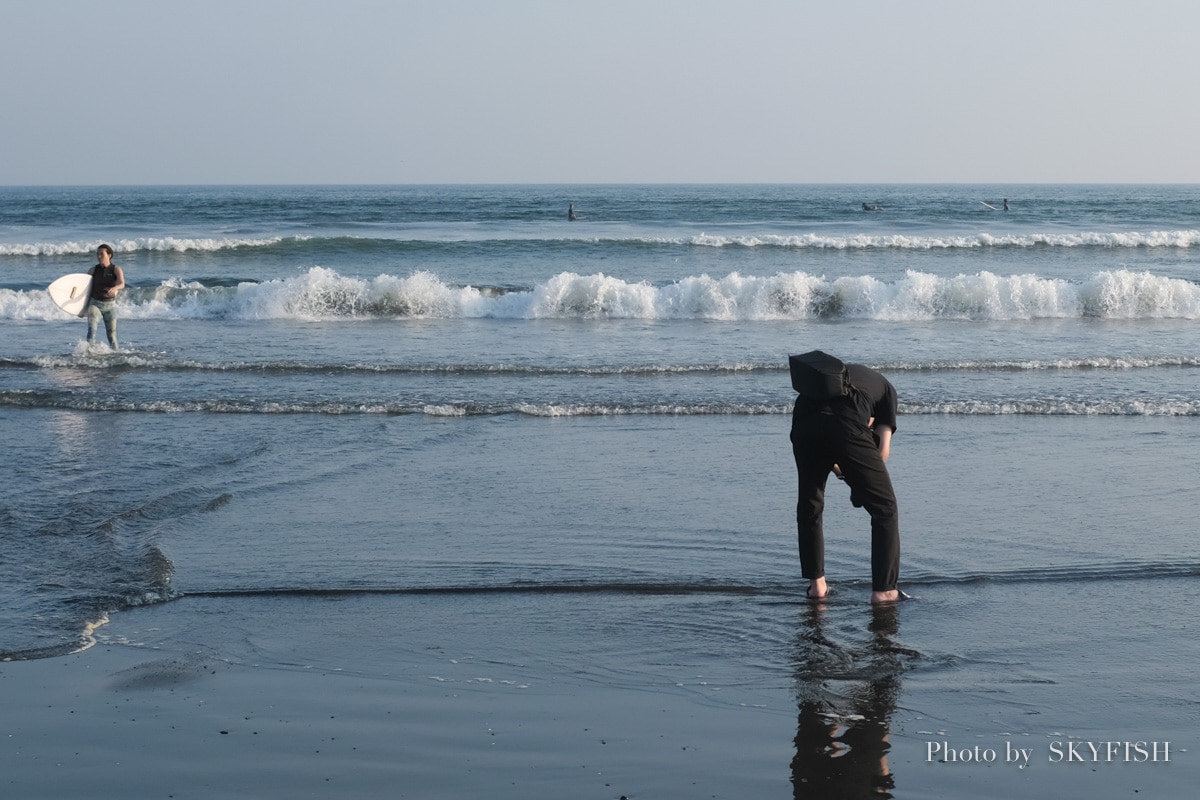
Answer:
832, 463, 845, 480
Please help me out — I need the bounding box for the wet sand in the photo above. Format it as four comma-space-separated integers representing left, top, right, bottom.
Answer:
2, 640, 797, 799
3, 582, 1194, 800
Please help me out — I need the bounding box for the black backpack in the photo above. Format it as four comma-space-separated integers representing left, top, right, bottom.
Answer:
789, 350, 852, 402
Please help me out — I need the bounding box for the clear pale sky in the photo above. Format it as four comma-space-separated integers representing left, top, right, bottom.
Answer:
3, 0, 1198, 185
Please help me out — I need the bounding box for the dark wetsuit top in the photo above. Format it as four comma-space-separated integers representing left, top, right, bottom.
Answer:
89, 264, 121, 301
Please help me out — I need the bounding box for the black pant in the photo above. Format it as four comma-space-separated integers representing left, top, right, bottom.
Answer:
791, 412, 900, 592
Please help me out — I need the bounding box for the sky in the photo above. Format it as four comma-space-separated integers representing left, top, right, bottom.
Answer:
3, 0, 1199, 185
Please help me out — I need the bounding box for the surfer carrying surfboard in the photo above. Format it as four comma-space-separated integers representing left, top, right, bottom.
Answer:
788, 351, 903, 605
87, 244, 125, 350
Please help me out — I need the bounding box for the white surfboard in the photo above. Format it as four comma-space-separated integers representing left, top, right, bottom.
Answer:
48, 273, 94, 317
979, 201, 999, 210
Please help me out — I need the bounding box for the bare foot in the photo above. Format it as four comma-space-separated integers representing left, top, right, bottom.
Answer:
806, 577, 828, 600
870, 589, 902, 605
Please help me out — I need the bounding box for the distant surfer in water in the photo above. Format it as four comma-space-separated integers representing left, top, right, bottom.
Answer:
86, 244, 125, 350
861, 203, 883, 211
568, 204, 579, 221
789, 352, 903, 605
1003, 198, 1009, 211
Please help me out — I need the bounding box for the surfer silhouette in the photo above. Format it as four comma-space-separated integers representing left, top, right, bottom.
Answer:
568, 204, 579, 221
1003, 199, 1009, 211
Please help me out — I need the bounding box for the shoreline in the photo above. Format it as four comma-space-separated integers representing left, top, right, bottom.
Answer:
1, 640, 800, 799
4, 598, 1194, 799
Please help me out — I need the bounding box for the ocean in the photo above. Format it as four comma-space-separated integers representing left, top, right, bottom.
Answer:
2, 184, 1198, 795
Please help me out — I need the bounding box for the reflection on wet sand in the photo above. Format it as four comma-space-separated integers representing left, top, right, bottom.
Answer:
791, 602, 918, 799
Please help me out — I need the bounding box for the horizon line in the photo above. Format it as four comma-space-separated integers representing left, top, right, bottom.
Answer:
4, 180, 1199, 189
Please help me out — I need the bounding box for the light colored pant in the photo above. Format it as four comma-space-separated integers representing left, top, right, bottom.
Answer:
86, 299, 118, 349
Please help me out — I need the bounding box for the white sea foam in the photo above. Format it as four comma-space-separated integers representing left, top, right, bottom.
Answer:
4, 229, 1200, 256
0, 236, 295, 256
209, 267, 1187, 322
6, 267, 1200, 322
4, 392, 1196, 417
904, 399, 1200, 416
683, 230, 1200, 249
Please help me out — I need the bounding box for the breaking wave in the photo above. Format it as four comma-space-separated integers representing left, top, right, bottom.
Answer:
6, 267, 1200, 322
0, 236, 299, 257
4, 228, 1200, 256
685, 229, 1200, 250
6, 353, 1200, 377
3, 391, 1198, 417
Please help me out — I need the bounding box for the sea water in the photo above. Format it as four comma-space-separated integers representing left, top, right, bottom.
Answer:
2, 184, 1199, 791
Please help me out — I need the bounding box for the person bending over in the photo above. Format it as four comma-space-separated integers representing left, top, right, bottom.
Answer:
790, 354, 902, 605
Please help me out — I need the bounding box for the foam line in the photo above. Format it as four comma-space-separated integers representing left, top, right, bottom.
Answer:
6, 267, 1200, 321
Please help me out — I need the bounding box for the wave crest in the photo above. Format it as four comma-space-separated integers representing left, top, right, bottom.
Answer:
687, 229, 1200, 249
5, 228, 1200, 256
0, 235, 297, 257
7, 267, 1200, 322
